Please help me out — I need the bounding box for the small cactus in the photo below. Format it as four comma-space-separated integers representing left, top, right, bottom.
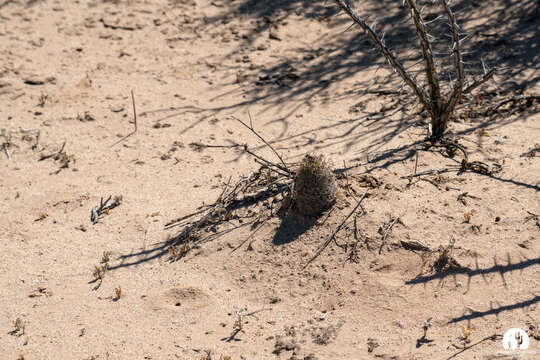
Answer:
292, 154, 338, 216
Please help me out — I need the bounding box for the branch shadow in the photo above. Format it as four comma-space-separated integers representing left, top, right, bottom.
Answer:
406, 253, 540, 294
448, 295, 540, 324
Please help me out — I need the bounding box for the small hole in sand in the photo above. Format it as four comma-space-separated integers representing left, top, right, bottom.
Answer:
175, 302, 181, 307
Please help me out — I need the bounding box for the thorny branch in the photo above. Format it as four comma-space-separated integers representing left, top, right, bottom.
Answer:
334, 0, 497, 140
404, 0, 441, 116
334, 0, 432, 114
439, 0, 465, 129
463, 68, 495, 94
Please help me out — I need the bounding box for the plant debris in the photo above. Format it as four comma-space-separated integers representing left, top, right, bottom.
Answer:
91, 195, 123, 224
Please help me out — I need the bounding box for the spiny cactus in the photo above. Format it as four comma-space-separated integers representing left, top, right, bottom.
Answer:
292, 154, 338, 217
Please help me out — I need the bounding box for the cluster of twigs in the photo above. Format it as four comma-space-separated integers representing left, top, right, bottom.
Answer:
164, 164, 292, 255
460, 93, 540, 120
90, 195, 123, 224
164, 114, 295, 259
401, 136, 501, 182
525, 211, 540, 230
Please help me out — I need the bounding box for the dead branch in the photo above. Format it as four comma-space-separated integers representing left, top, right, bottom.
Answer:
304, 189, 369, 268
164, 207, 210, 229
488, 94, 540, 113
244, 145, 292, 177
335, 0, 497, 140
463, 68, 495, 94
99, 18, 137, 31
188, 141, 290, 176
189, 142, 242, 150
131, 89, 137, 133
404, 0, 441, 116
520, 145, 540, 158
439, 0, 464, 134
524, 211, 540, 230
165, 163, 293, 257
445, 334, 501, 360
401, 166, 457, 179
402, 157, 496, 179
91, 195, 122, 224
110, 89, 138, 147
334, 0, 432, 114
401, 239, 430, 252
378, 216, 400, 254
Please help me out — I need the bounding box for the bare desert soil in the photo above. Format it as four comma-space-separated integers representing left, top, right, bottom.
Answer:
1, 0, 539, 359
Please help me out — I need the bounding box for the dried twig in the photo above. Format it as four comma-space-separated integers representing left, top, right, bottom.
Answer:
401, 166, 457, 179
525, 211, 540, 230
39, 141, 66, 161
3, 142, 10, 159
165, 164, 292, 257
189, 142, 242, 150
131, 89, 137, 133
445, 334, 501, 360
111, 89, 138, 147
99, 17, 137, 31
243, 145, 291, 177
405, 0, 440, 116
463, 68, 495, 94
232, 113, 291, 175
304, 189, 369, 268
457, 192, 481, 205
378, 216, 400, 254
91, 195, 122, 224
520, 145, 540, 158
334, 0, 431, 114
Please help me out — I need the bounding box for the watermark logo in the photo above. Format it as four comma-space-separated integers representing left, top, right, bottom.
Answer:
502, 328, 529, 351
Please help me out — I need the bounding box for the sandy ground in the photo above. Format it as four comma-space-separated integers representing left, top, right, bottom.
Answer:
1, 0, 539, 359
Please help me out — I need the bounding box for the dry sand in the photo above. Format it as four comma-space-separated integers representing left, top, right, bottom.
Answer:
1, 0, 539, 359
